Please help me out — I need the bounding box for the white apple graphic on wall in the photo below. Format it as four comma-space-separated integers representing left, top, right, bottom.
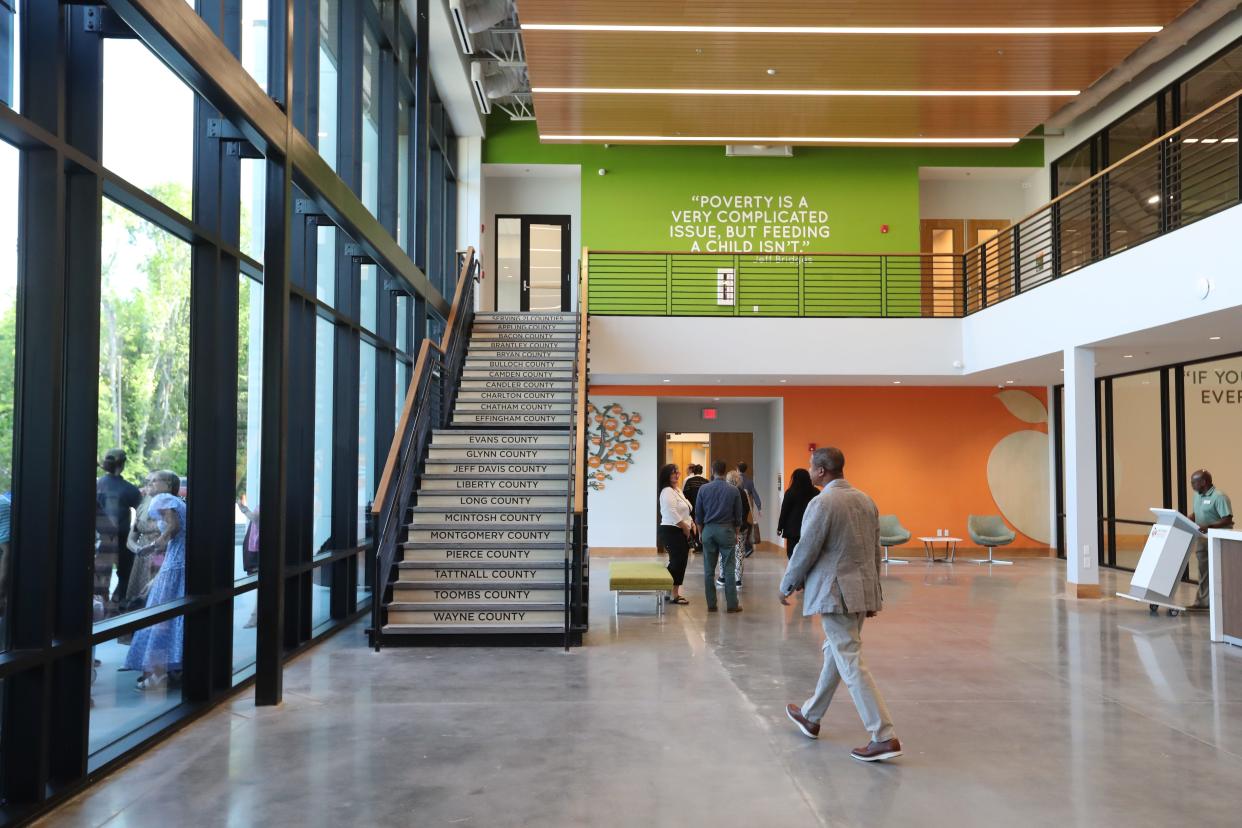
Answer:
987, 390, 1051, 545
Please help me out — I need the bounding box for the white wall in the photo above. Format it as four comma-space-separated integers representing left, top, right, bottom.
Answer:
919, 176, 1032, 225
1047, 15, 1242, 164
585, 395, 657, 548
961, 203, 1242, 374
589, 316, 963, 383
480, 165, 582, 312
656, 401, 782, 542
457, 136, 482, 295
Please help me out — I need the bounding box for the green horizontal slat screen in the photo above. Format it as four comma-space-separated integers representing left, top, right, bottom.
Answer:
589, 251, 946, 318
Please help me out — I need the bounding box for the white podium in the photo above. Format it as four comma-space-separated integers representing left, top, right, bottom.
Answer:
1116, 508, 1200, 615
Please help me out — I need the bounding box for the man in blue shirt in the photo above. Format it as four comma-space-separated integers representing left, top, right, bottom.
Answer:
694, 459, 745, 613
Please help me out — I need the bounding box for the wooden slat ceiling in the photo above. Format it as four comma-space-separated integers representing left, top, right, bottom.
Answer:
516, 0, 1201, 145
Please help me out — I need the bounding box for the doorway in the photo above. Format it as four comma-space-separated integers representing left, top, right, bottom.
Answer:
494, 214, 572, 312
919, 219, 963, 316
665, 432, 711, 473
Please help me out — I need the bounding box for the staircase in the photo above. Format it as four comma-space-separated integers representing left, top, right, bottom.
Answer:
381, 311, 582, 644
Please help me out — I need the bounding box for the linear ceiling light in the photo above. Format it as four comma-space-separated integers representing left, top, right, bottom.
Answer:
521, 24, 1163, 35
541, 135, 1020, 145
533, 87, 1080, 97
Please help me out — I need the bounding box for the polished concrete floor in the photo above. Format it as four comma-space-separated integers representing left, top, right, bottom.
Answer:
39, 552, 1242, 827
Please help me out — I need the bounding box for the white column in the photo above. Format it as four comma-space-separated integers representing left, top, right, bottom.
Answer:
1047, 384, 1059, 550
1063, 347, 1100, 597
456, 135, 483, 308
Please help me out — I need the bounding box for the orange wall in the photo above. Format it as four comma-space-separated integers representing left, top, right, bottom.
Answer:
592, 384, 1050, 548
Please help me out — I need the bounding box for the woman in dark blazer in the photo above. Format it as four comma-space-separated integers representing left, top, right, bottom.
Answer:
777, 468, 819, 559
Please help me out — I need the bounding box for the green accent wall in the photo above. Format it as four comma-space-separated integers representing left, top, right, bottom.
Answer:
483, 117, 1043, 315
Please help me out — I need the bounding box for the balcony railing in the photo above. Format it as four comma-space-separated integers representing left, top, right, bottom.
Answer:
588, 88, 1242, 319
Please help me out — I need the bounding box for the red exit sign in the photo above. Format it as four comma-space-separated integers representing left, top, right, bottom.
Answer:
701, 408, 718, 420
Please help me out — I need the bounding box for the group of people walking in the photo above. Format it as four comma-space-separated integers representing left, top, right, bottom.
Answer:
659, 459, 761, 610
657, 448, 903, 763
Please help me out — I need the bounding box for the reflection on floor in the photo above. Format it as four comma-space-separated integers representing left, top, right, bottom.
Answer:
42, 553, 1242, 827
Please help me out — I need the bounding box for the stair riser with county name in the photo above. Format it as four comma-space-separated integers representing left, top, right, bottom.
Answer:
400, 547, 566, 563
406, 527, 564, 543
387, 609, 565, 626
459, 381, 573, 393
410, 511, 569, 527
455, 391, 571, 402
382, 312, 580, 639
426, 446, 570, 460
395, 588, 561, 605
397, 566, 563, 585
416, 493, 565, 507
452, 413, 573, 426
469, 339, 577, 350
418, 477, 568, 493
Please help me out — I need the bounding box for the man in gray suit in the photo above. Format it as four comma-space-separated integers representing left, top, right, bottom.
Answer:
779, 447, 901, 762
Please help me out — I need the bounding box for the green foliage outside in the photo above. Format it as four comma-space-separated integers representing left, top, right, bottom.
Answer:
97, 183, 193, 485
0, 266, 14, 493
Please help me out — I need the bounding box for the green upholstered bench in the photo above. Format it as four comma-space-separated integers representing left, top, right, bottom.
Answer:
608, 562, 674, 619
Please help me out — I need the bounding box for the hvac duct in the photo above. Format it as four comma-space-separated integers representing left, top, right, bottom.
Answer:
449, 0, 510, 54
1046, 0, 1242, 130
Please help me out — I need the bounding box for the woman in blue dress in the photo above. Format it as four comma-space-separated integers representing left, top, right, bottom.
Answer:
124, 470, 186, 691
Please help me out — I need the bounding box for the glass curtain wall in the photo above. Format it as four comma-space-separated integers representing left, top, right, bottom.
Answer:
1082, 354, 1242, 581
0, 0, 449, 822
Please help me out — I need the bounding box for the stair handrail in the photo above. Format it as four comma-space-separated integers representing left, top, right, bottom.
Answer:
563, 250, 590, 648
369, 247, 478, 650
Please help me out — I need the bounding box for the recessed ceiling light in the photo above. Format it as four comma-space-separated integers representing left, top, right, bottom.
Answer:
1201, 138, 1220, 144
1146, 195, 1161, 204
1123, 354, 1133, 358
1060, 368, 1065, 372
1005, 380, 1015, 384
662, 379, 670, 383
1210, 335, 1222, 340
713, 397, 720, 401
892, 380, 902, 385
1184, 137, 1200, 144
521, 24, 1163, 35
533, 87, 1079, 98
541, 134, 1019, 145
766, 68, 777, 76
779, 379, 787, 383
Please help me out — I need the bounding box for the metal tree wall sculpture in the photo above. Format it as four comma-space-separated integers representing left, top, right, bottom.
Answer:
585, 402, 643, 491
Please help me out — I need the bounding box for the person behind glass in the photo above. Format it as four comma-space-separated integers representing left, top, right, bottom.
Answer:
0, 489, 10, 619
120, 474, 162, 620
737, 462, 763, 558
95, 448, 143, 616
777, 468, 820, 560
124, 470, 187, 691
657, 464, 693, 605
694, 459, 745, 613
1188, 469, 1233, 611
715, 470, 752, 590
238, 497, 260, 628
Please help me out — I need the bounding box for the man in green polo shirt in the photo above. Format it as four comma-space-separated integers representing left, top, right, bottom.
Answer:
1189, 469, 1234, 611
